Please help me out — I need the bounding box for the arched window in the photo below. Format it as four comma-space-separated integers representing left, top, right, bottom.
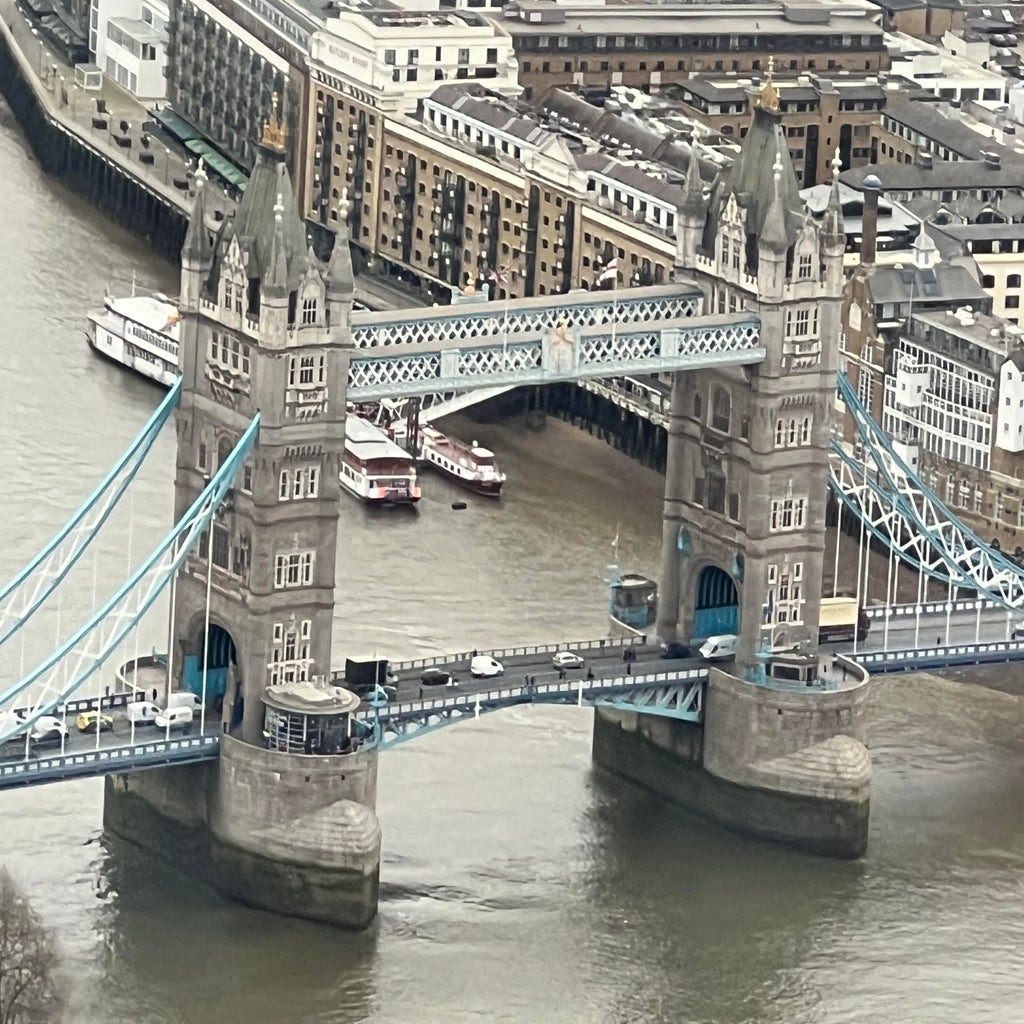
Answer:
711, 386, 731, 433
693, 389, 703, 420
217, 436, 232, 470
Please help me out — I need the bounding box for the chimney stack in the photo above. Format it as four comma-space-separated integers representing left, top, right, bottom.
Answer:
860, 173, 882, 266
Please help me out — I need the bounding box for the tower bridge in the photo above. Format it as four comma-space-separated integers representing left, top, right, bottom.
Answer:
0, 84, 1015, 928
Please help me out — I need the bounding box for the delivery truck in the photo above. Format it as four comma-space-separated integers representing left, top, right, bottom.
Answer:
344, 658, 397, 694
818, 597, 870, 643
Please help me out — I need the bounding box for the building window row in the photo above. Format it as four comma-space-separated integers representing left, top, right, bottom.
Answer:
278, 465, 320, 501
274, 551, 315, 589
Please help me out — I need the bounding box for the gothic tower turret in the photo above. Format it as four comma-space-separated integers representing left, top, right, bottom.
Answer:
170, 101, 355, 746
659, 60, 847, 672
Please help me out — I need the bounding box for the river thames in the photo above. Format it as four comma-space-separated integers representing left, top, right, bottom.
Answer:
2, 100, 1024, 1024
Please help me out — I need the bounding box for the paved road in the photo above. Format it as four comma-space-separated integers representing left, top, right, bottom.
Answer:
3, 604, 1021, 769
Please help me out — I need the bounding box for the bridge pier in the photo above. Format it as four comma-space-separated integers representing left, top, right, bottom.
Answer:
591, 661, 873, 858
102, 737, 381, 928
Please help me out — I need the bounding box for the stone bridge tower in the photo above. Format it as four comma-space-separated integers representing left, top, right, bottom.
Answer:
171, 113, 355, 740
593, 70, 873, 860
658, 73, 846, 673
104, 108, 382, 929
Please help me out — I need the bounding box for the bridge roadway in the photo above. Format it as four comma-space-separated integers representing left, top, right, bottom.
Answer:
1, 602, 1022, 788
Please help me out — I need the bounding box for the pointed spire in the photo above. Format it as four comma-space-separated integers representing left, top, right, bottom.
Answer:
264, 191, 289, 296
182, 158, 214, 263
682, 127, 705, 213
822, 146, 845, 241
327, 187, 354, 300
761, 153, 789, 252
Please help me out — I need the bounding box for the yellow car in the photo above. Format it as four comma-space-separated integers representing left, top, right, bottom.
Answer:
75, 711, 114, 733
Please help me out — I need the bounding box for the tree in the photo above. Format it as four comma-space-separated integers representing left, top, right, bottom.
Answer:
0, 868, 63, 1024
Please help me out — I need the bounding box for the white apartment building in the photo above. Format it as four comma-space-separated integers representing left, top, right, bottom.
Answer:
308, 7, 519, 115
883, 307, 1024, 482
89, 0, 168, 99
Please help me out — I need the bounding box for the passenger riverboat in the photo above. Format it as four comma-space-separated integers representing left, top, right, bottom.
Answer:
419, 425, 505, 498
85, 292, 180, 387
341, 417, 422, 507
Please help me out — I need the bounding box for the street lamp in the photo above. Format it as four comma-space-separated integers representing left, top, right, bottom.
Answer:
163, 147, 172, 185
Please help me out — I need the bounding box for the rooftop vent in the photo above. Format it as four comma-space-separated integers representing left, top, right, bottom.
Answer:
983, 151, 1002, 169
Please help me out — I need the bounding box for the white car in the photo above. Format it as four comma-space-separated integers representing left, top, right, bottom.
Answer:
552, 651, 584, 670
470, 655, 504, 678
30, 716, 68, 740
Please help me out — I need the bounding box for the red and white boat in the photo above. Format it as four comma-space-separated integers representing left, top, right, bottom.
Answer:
419, 425, 506, 498
341, 416, 421, 506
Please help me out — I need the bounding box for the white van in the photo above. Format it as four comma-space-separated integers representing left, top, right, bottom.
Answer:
154, 706, 193, 731
166, 692, 203, 712
127, 700, 162, 726
698, 635, 738, 661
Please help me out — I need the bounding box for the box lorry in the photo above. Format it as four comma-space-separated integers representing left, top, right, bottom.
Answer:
344, 658, 397, 694
818, 597, 870, 643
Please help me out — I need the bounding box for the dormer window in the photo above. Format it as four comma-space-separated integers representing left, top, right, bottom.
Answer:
224, 280, 242, 315
301, 298, 318, 325
798, 254, 813, 280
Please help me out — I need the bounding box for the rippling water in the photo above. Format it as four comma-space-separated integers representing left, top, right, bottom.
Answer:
2, 98, 1024, 1024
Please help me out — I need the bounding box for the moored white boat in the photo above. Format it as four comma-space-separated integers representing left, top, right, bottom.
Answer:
85, 293, 181, 387
341, 417, 421, 507
419, 425, 505, 498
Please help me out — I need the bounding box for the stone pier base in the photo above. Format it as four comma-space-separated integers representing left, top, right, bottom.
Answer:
592, 666, 873, 859
103, 736, 381, 929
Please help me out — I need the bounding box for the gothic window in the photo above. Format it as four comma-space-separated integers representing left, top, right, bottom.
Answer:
279, 465, 321, 500
798, 253, 813, 280
211, 523, 230, 569
800, 417, 812, 445
223, 279, 243, 315
692, 476, 705, 505
728, 492, 740, 521
288, 353, 327, 388
269, 619, 312, 685
711, 386, 731, 433
785, 306, 819, 340
707, 470, 726, 515
301, 298, 318, 325
693, 389, 703, 420
765, 562, 804, 626
208, 332, 251, 377
241, 462, 254, 493
217, 436, 232, 469
770, 497, 807, 531
279, 470, 290, 500
274, 551, 315, 589
720, 235, 730, 266
197, 436, 209, 472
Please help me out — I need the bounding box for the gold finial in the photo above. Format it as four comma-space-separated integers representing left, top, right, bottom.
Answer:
758, 54, 780, 113
261, 91, 287, 152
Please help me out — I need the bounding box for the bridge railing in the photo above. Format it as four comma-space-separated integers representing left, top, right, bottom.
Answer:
864, 599, 1008, 619
0, 733, 219, 789
858, 639, 1024, 672
383, 635, 648, 674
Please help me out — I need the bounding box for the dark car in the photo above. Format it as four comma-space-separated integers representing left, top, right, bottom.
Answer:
420, 668, 454, 686
661, 641, 692, 660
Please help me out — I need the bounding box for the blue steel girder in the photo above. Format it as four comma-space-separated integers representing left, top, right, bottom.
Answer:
346, 314, 762, 402
360, 671, 707, 748
592, 679, 704, 720
832, 370, 1024, 608
349, 283, 703, 349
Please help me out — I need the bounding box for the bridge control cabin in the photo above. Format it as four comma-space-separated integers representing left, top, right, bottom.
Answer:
608, 569, 658, 635
261, 681, 368, 755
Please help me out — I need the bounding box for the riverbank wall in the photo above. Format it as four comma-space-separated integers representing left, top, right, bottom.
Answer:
0, 5, 189, 257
